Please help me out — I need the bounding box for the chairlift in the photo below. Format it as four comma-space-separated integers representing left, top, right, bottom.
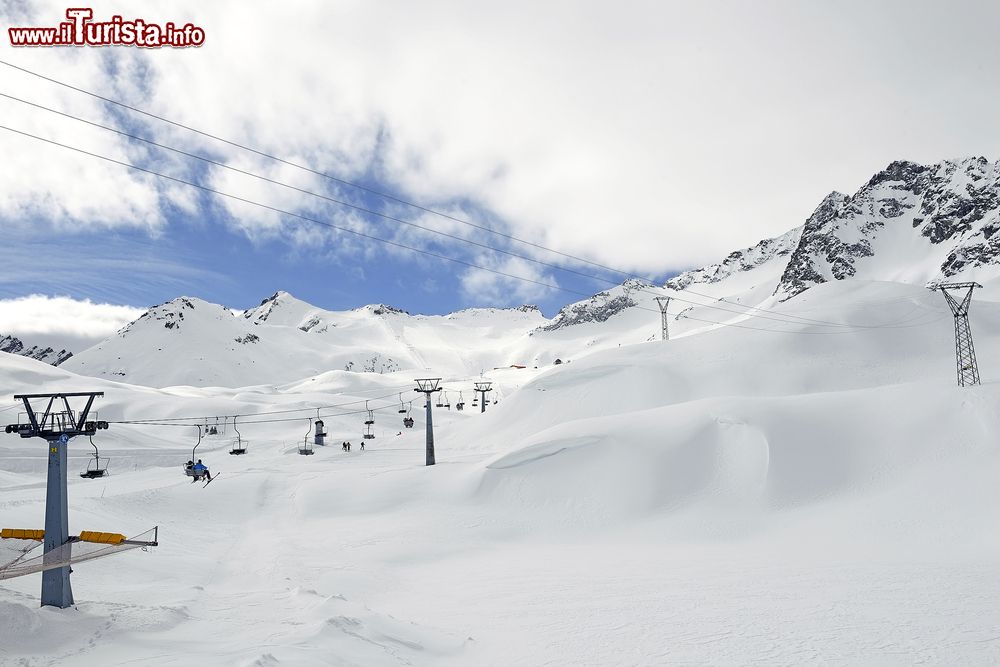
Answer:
456, 391, 465, 411
79, 436, 109, 479
299, 418, 315, 455
183, 425, 211, 481
403, 401, 414, 428
363, 400, 376, 439
397, 393, 407, 414
229, 416, 248, 455
443, 391, 451, 410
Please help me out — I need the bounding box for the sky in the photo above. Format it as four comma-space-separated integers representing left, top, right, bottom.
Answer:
2, 0, 1000, 348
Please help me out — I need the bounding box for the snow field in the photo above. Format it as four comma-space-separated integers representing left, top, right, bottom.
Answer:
1, 280, 1000, 663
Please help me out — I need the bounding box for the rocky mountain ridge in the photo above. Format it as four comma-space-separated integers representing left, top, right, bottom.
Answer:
0, 335, 73, 366
668, 157, 1000, 301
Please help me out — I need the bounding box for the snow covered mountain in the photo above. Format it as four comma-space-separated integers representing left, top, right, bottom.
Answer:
59, 157, 1000, 389
0, 334, 73, 366
62, 292, 550, 387
668, 157, 1000, 302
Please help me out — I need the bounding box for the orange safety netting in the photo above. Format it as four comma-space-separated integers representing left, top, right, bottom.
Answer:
0, 527, 157, 581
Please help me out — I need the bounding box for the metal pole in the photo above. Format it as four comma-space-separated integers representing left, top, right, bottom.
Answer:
424, 393, 435, 466
41, 433, 73, 608
480, 390, 486, 414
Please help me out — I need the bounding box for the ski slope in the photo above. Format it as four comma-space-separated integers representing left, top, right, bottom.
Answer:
2, 280, 1000, 664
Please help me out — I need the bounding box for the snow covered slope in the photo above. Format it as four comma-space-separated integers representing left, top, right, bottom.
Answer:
2, 279, 1000, 664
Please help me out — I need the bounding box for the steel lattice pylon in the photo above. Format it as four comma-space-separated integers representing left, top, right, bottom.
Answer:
935, 282, 982, 387
655, 296, 670, 341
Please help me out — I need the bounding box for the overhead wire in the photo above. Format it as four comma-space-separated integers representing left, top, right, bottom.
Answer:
0, 91, 869, 330
0, 122, 941, 338
0, 61, 910, 330
108, 386, 414, 425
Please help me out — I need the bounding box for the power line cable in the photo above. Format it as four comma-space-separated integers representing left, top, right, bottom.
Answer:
0, 61, 889, 329
0, 59, 646, 281
0, 91, 868, 330
0, 124, 944, 337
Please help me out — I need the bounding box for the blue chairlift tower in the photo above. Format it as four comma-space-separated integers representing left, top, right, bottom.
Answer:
4, 392, 107, 608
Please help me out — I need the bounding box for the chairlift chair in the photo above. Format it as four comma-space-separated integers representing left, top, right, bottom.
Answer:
397, 393, 407, 414
183, 425, 210, 481
456, 391, 465, 411
298, 418, 315, 455
403, 401, 414, 428
229, 415, 248, 455
443, 391, 451, 409
79, 436, 109, 479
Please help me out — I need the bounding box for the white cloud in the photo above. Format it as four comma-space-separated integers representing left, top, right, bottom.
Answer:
460, 256, 559, 306
3, 0, 1000, 276
0, 294, 144, 341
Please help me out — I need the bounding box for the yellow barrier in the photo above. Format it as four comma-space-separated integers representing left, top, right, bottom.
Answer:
78, 531, 126, 545
0, 528, 44, 540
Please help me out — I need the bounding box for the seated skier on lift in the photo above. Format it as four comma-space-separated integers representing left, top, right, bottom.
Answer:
192, 459, 212, 482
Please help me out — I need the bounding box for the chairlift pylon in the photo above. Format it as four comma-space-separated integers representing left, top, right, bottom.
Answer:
314, 408, 326, 447
363, 400, 375, 439
79, 435, 108, 479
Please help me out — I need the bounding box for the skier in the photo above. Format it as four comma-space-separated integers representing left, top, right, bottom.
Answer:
360, 441, 365, 451
192, 459, 212, 482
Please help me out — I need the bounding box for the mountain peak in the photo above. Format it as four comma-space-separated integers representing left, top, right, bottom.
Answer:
866, 160, 929, 188
664, 156, 1000, 304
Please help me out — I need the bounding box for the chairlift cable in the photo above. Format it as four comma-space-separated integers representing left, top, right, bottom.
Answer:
0, 84, 923, 331
0, 124, 945, 337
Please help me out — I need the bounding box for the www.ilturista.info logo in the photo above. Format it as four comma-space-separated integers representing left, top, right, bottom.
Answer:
9, 8, 205, 48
